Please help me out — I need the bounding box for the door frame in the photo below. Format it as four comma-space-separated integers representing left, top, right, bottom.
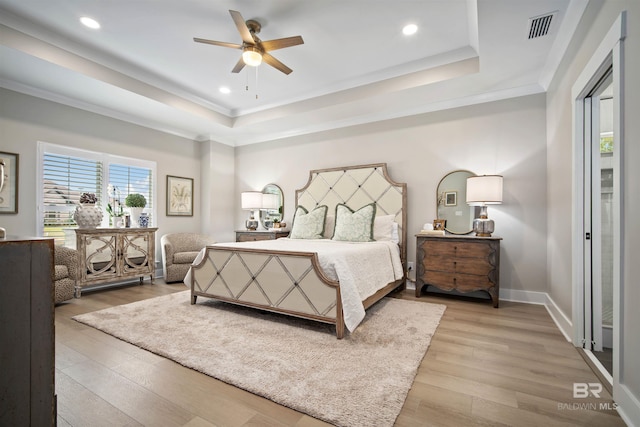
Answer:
571, 13, 625, 386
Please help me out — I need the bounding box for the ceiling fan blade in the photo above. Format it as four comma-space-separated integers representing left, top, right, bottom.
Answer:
193, 38, 242, 49
231, 57, 246, 73
262, 53, 293, 75
229, 10, 255, 45
260, 36, 304, 52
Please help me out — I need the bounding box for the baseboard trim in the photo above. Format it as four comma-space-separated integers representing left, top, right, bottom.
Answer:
500, 288, 573, 342
615, 383, 640, 427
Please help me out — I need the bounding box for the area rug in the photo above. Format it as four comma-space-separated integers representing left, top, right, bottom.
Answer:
73, 291, 445, 426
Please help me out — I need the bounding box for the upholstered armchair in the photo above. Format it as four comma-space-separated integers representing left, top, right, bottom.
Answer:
54, 245, 78, 304
161, 233, 215, 283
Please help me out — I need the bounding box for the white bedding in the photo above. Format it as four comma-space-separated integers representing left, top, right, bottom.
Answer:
186, 238, 404, 332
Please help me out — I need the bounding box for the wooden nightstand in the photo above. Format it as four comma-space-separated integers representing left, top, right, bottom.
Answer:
415, 234, 501, 307
235, 230, 290, 242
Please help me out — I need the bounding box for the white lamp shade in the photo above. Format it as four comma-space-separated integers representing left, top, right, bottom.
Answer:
261, 193, 279, 210
466, 175, 503, 205
241, 191, 263, 210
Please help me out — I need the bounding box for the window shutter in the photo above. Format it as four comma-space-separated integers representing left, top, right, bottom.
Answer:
42, 153, 103, 243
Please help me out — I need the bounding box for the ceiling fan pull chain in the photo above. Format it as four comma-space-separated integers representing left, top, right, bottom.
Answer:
255, 67, 259, 100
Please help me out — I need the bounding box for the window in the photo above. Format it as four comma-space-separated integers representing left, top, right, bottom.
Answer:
38, 142, 156, 244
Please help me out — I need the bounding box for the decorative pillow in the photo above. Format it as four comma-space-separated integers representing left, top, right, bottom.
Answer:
373, 215, 396, 241
332, 203, 377, 242
289, 205, 328, 239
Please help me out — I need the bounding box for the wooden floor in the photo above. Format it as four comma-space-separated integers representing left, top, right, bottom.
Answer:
54, 281, 626, 427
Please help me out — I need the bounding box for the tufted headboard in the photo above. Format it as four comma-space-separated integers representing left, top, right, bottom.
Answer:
295, 163, 407, 267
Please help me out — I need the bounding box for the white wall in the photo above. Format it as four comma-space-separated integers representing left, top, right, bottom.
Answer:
200, 140, 235, 243
235, 94, 548, 294
546, 1, 640, 424
0, 88, 210, 255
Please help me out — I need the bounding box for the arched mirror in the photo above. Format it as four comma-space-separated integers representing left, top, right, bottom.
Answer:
436, 170, 479, 235
260, 183, 284, 229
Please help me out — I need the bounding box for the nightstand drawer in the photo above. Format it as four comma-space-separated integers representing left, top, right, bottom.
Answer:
423, 255, 494, 276
237, 233, 272, 242
235, 230, 289, 242
422, 239, 493, 259
422, 271, 494, 293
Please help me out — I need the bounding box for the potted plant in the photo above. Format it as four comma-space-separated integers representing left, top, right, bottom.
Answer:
125, 193, 147, 227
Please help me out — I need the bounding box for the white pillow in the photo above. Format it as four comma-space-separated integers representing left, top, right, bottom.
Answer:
373, 215, 396, 241
289, 206, 327, 239
391, 222, 399, 244
324, 215, 336, 239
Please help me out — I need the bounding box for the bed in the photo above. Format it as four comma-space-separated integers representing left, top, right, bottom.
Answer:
188, 163, 407, 338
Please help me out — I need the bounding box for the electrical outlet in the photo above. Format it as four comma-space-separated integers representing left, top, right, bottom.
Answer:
407, 262, 414, 272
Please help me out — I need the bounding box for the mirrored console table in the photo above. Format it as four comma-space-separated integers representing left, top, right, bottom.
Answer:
75, 227, 157, 297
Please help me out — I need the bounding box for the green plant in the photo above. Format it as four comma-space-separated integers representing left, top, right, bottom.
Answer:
106, 202, 123, 217
125, 193, 146, 208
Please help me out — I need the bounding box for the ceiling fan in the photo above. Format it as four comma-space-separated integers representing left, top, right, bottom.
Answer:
194, 10, 304, 75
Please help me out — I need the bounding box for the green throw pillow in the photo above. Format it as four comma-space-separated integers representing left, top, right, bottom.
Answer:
289, 205, 328, 239
332, 203, 376, 242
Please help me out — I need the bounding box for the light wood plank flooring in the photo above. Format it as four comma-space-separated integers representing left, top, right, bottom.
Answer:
54, 281, 625, 426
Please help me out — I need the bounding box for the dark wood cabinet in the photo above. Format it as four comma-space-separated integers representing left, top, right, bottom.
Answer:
0, 237, 56, 426
416, 234, 501, 307
235, 230, 289, 242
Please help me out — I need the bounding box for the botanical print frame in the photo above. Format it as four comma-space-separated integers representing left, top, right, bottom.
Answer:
167, 175, 193, 216
444, 191, 457, 206
0, 151, 19, 214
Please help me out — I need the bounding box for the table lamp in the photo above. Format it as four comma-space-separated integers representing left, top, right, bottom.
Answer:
466, 175, 503, 237
241, 191, 262, 230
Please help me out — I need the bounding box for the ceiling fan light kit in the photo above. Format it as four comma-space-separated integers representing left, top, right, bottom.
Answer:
194, 10, 304, 75
242, 47, 262, 67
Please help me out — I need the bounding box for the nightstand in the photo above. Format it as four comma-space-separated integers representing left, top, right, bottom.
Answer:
415, 234, 501, 307
235, 230, 290, 242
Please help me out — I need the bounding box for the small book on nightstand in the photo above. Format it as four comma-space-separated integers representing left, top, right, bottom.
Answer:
417, 230, 446, 236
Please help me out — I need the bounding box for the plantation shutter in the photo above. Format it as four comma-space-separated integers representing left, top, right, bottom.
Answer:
42, 153, 103, 243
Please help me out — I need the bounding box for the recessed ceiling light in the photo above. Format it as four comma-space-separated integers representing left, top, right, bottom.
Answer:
219, 87, 231, 94
402, 24, 418, 36
80, 17, 101, 29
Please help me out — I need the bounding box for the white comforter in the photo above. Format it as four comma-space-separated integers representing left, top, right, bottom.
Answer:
186, 238, 404, 332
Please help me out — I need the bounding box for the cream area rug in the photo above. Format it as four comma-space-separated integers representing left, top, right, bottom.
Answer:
73, 291, 445, 427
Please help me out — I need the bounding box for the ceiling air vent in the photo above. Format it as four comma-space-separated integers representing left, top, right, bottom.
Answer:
527, 11, 557, 39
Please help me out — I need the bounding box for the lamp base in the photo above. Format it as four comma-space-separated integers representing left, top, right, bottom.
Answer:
245, 219, 258, 230
473, 218, 495, 237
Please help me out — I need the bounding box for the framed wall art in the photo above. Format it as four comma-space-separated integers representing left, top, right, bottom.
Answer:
0, 151, 19, 214
444, 191, 457, 206
166, 175, 193, 216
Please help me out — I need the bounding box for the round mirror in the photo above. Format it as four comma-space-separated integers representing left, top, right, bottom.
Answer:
260, 183, 284, 229
436, 170, 478, 235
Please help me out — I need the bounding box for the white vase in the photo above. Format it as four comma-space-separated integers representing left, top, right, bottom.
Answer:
128, 207, 144, 227
74, 203, 103, 228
